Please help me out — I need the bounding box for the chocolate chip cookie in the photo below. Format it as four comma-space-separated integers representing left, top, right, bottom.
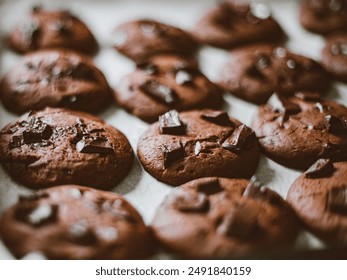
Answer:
219, 44, 330, 104
8, 7, 98, 54
287, 160, 347, 244
252, 93, 347, 170
322, 33, 347, 83
112, 19, 199, 63
0, 108, 134, 190
193, 0, 284, 49
115, 55, 224, 123
137, 110, 260, 186
0, 185, 154, 259
0, 49, 112, 114
152, 177, 299, 259
300, 0, 347, 35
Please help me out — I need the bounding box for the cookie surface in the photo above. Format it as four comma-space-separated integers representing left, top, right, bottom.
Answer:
152, 177, 299, 259
252, 93, 347, 170
137, 110, 260, 186
322, 33, 347, 83
0, 185, 154, 259
287, 160, 347, 244
300, 0, 347, 35
0, 49, 112, 114
115, 55, 224, 123
8, 7, 98, 54
219, 44, 330, 104
0, 108, 134, 190
112, 19, 199, 63
194, 0, 284, 49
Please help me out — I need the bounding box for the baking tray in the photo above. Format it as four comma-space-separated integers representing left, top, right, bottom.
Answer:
0, 0, 346, 260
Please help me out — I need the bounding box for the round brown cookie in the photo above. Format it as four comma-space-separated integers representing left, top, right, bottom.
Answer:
300, 0, 347, 35
115, 55, 224, 123
322, 33, 347, 83
112, 19, 199, 63
219, 44, 330, 104
252, 93, 347, 170
0, 49, 112, 115
0, 185, 154, 259
137, 110, 260, 186
0, 108, 134, 190
152, 177, 299, 259
193, 0, 284, 49
287, 160, 347, 244
8, 7, 98, 55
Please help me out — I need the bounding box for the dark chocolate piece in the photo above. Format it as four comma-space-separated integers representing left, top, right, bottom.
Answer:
267, 93, 301, 115
162, 141, 184, 168
159, 110, 185, 135
243, 180, 280, 205
325, 115, 347, 134
222, 125, 256, 151
173, 190, 209, 212
201, 110, 232, 126
15, 204, 57, 227
295, 92, 321, 101
196, 178, 224, 195
140, 80, 177, 104
175, 70, 193, 85
327, 186, 347, 214
23, 118, 53, 144
305, 159, 335, 178
76, 136, 114, 155
9, 136, 22, 149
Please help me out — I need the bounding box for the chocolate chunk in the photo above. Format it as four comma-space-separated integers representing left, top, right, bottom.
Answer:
173, 190, 209, 212
197, 178, 224, 195
315, 102, 325, 113
267, 93, 301, 115
69, 220, 97, 245
22, 20, 40, 46
246, 64, 266, 80
162, 141, 184, 168
16, 204, 57, 227
222, 125, 256, 151
137, 63, 159, 75
159, 110, 185, 135
243, 180, 280, 205
327, 186, 347, 214
23, 118, 53, 144
140, 80, 177, 105
256, 55, 271, 69
325, 115, 347, 134
217, 207, 258, 239
76, 136, 114, 155
295, 92, 321, 101
201, 110, 233, 126
305, 159, 335, 178
175, 70, 193, 85
9, 136, 22, 149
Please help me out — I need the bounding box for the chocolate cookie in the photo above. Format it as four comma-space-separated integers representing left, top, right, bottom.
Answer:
252, 93, 347, 170
115, 55, 224, 123
137, 110, 260, 186
0, 49, 112, 114
8, 7, 98, 54
300, 0, 347, 35
0, 108, 134, 190
219, 44, 330, 104
322, 33, 347, 83
0, 185, 154, 259
193, 0, 284, 49
287, 160, 347, 244
152, 177, 299, 259
112, 19, 199, 63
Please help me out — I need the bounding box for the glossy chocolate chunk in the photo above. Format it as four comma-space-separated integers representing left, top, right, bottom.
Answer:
305, 159, 335, 178
140, 80, 177, 105
295, 92, 321, 101
76, 136, 114, 155
173, 190, 209, 212
243, 181, 280, 205
196, 178, 224, 195
159, 110, 185, 135
9, 136, 22, 149
162, 141, 184, 168
325, 115, 347, 134
327, 185, 347, 214
15, 204, 57, 227
23, 118, 53, 144
69, 220, 98, 245
175, 70, 193, 85
222, 125, 256, 151
201, 110, 232, 126
267, 93, 301, 115
217, 207, 258, 239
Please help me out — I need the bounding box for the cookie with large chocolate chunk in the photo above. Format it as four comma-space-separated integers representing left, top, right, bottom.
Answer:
152, 177, 299, 259
287, 161, 347, 244
115, 55, 223, 123
0, 108, 133, 190
194, 0, 284, 49
252, 94, 347, 169
219, 44, 330, 104
0, 49, 112, 114
112, 19, 199, 63
300, 0, 347, 35
0, 185, 154, 259
137, 110, 259, 186
322, 33, 347, 83
8, 7, 98, 54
